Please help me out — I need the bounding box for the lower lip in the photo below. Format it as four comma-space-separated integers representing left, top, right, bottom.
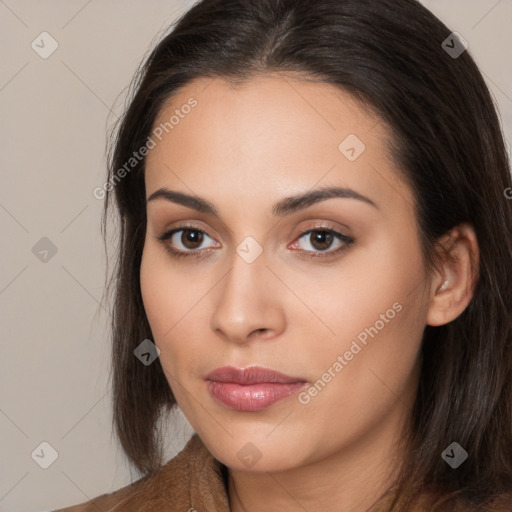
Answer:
207, 381, 306, 411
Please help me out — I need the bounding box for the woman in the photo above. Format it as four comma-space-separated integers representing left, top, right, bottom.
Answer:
55, 0, 512, 510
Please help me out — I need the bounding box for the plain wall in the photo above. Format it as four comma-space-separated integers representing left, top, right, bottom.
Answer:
0, 1, 511, 510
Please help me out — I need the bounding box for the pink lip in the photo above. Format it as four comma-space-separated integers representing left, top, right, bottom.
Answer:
205, 366, 307, 411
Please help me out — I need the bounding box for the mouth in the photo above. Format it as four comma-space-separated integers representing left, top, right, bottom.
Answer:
205, 366, 308, 412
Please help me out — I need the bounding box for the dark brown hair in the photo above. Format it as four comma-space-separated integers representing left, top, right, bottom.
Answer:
100, 0, 512, 509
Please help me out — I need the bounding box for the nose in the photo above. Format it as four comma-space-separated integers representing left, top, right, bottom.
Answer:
210, 248, 286, 345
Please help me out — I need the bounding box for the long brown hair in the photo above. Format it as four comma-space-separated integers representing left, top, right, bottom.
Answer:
100, 0, 512, 509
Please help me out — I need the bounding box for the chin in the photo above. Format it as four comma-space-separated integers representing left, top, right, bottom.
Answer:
199, 427, 307, 473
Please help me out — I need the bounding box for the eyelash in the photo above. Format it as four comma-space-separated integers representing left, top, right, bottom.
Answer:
156, 224, 355, 261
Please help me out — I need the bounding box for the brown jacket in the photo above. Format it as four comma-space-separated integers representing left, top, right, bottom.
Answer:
53, 434, 511, 512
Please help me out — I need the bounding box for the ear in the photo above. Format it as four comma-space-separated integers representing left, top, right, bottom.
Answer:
426, 223, 480, 327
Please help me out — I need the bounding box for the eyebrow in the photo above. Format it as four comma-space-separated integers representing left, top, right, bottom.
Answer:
146, 185, 378, 217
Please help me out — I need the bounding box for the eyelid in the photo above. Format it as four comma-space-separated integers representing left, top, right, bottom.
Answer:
292, 220, 352, 238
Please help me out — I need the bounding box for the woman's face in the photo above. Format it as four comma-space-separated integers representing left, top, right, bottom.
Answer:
140, 74, 431, 472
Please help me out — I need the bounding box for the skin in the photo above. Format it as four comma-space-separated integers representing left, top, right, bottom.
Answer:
140, 73, 479, 512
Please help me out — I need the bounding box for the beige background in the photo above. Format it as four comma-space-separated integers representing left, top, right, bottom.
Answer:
0, 1, 511, 511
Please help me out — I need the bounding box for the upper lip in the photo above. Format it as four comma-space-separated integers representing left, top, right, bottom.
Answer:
205, 366, 307, 385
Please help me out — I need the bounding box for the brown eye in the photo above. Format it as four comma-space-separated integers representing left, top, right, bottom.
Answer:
156, 226, 219, 259
309, 230, 334, 251
298, 229, 340, 252
181, 229, 204, 249
292, 227, 355, 259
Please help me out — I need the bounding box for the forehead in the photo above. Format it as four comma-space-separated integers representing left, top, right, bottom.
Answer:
150, 73, 380, 151
144, 73, 414, 216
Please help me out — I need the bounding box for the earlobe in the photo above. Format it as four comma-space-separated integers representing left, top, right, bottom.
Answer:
426, 223, 479, 327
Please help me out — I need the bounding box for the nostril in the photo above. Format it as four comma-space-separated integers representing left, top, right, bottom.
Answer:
250, 328, 269, 338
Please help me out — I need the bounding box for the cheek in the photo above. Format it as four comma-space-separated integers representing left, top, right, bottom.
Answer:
307, 234, 427, 402
292, 283, 426, 456
140, 244, 173, 336
291, 224, 427, 346
293, 226, 427, 389
140, 239, 202, 331
139, 241, 210, 377
140, 243, 185, 366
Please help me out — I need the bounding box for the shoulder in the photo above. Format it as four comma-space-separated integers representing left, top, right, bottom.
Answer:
52, 433, 230, 512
